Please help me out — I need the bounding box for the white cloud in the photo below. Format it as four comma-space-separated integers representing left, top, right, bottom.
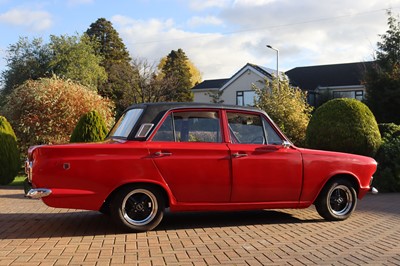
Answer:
233, 0, 277, 7
0, 8, 52, 31
187, 16, 223, 28
188, 0, 231, 10
112, 15, 261, 79
112, 1, 400, 80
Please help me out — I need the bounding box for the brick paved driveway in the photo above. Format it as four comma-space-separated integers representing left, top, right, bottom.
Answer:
0, 188, 399, 266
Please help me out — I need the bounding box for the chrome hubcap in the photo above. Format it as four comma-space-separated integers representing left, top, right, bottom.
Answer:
122, 189, 158, 226
328, 185, 353, 216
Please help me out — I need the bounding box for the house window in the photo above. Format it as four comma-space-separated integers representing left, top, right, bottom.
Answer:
355, 90, 364, 101
332, 90, 364, 101
236, 91, 256, 106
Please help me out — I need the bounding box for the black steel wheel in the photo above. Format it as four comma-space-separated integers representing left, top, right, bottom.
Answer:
315, 178, 357, 221
110, 185, 164, 232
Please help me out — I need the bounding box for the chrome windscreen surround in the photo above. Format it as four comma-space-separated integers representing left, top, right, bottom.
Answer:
25, 159, 33, 182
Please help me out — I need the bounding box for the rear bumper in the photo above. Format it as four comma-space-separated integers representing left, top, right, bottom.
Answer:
25, 188, 52, 199
24, 180, 52, 199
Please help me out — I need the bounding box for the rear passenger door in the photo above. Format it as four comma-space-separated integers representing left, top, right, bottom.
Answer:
147, 109, 232, 203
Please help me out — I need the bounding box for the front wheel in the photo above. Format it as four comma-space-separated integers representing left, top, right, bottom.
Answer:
110, 185, 164, 232
315, 178, 357, 221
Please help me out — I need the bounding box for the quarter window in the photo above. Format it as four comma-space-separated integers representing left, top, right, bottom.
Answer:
152, 111, 221, 143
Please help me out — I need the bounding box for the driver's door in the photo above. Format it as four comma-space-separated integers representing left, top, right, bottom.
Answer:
227, 111, 303, 203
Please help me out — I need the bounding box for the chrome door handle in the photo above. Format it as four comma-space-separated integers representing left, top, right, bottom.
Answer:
154, 151, 172, 157
232, 152, 248, 158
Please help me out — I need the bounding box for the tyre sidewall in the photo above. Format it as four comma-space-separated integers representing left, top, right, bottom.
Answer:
316, 179, 357, 221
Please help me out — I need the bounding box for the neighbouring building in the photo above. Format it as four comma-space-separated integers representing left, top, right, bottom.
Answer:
286, 61, 373, 106
192, 63, 277, 106
192, 61, 373, 107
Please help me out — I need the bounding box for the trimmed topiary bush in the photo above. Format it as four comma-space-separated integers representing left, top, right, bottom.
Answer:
0, 116, 20, 185
306, 98, 381, 157
70, 110, 108, 143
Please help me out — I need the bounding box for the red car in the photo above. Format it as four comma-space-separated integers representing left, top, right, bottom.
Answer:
25, 103, 377, 232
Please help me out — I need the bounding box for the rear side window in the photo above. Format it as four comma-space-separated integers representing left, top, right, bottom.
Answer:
152, 111, 221, 143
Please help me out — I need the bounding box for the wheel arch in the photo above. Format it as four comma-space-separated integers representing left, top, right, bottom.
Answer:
100, 182, 170, 213
315, 173, 360, 204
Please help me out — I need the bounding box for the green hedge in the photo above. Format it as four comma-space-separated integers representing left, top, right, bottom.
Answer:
373, 123, 400, 192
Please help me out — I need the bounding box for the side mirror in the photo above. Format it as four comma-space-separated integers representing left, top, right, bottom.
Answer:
282, 140, 291, 149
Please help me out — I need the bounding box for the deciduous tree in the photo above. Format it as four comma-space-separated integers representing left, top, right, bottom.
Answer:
254, 78, 312, 146
49, 34, 107, 90
0, 37, 51, 105
1, 76, 114, 152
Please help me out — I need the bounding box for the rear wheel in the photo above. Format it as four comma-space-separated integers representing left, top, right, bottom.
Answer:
110, 185, 164, 232
315, 178, 357, 221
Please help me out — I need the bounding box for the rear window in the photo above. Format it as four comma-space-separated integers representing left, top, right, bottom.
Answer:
108, 109, 143, 138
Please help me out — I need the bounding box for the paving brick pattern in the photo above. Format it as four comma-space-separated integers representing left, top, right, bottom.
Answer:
0, 188, 399, 265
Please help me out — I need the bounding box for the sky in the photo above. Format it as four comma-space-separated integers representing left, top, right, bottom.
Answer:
0, 0, 400, 80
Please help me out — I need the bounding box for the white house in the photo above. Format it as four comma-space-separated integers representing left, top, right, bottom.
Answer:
193, 63, 277, 106
193, 61, 372, 107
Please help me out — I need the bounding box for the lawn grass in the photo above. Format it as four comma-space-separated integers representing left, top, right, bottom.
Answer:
8, 175, 26, 187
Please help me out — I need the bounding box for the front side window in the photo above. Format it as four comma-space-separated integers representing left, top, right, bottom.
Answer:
227, 112, 282, 145
152, 111, 221, 143
108, 108, 143, 138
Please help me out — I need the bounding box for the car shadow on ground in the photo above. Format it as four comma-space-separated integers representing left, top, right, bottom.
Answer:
0, 209, 324, 239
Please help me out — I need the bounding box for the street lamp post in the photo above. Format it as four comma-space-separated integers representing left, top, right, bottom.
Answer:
266, 45, 279, 90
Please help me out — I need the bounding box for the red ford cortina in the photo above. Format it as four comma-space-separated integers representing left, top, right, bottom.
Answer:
25, 103, 377, 232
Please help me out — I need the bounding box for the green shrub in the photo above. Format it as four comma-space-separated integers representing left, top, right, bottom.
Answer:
0, 116, 20, 185
373, 136, 400, 192
378, 123, 400, 141
306, 98, 381, 157
70, 110, 108, 143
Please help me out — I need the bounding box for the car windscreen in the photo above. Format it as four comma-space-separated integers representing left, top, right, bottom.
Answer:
108, 108, 144, 138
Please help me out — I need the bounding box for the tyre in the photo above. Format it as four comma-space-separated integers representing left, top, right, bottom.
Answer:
315, 178, 357, 221
110, 185, 164, 232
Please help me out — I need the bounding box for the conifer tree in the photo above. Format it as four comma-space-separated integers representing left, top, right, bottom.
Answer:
70, 110, 108, 143
86, 18, 136, 116
365, 10, 400, 123
0, 116, 20, 185
161, 49, 194, 102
